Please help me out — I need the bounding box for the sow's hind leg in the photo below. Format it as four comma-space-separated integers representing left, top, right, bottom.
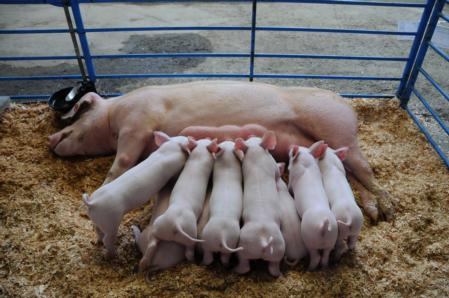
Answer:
344, 143, 394, 222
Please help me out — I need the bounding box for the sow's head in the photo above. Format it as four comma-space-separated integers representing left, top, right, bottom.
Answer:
48, 92, 111, 156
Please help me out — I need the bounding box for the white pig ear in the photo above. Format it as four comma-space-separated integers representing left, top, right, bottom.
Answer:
334, 147, 349, 161
61, 92, 101, 120
234, 138, 247, 161
277, 162, 285, 177
309, 140, 328, 159
289, 145, 300, 162
234, 138, 248, 152
260, 130, 277, 151
214, 146, 225, 159
154, 131, 171, 147
207, 139, 221, 159
182, 137, 197, 154
207, 139, 219, 153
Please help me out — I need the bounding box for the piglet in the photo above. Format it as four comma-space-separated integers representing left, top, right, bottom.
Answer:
234, 132, 285, 277
151, 139, 219, 261
196, 189, 211, 256
132, 185, 185, 272
276, 163, 307, 267
319, 147, 363, 260
201, 141, 243, 266
288, 141, 338, 270
83, 132, 196, 258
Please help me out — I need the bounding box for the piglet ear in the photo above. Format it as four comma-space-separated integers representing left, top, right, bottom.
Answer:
260, 131, 277, 151
288, 145, 300, 162
182, 137, 197, 154
207, 139, 221, 159
234, 138, 248, 152
234, 138, 247, 161
277, 162, 286, 177
334, 147, 349, 161
154, 131, 171, 147
309, 140, 328, 159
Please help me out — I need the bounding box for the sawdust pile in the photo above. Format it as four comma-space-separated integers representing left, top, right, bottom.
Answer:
0, 100, 448, 297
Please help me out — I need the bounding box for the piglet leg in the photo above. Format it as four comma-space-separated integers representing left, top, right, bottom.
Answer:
320, 248, 332, 268
268, 261, 282, 277
95, 226, 105, 245
308, 250, 321, 271
348, 236, 358, 250
333, 239, 348, 261
220, 253, 231, 266
202, 251, 214, 265
235, 256, 250, 274
185, 246, 195, 262
103, 233, 118, 259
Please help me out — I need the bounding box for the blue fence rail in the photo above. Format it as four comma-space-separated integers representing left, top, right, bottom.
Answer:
0, 0, 448, 168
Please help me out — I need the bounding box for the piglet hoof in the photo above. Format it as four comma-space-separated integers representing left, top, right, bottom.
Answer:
185, 248, 195, 262
202, 251, 214, 265
234, 260, 250, 275
307, 260, 320, 271
268, 262, 282, 277
105, 250, 118, 260
220, 254, 231, 266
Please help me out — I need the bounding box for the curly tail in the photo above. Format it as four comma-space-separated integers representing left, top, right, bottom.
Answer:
220, 234, 243, 253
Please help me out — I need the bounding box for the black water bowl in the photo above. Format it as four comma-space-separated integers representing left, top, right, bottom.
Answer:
48, 81, 96, 113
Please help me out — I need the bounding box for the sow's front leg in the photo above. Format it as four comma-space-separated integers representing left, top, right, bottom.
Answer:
103, 128, 152, 185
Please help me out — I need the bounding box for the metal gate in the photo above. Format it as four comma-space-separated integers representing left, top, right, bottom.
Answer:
0, 0, 448, 167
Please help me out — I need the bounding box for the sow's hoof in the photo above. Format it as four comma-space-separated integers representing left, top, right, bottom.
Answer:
377, 189, 394, 222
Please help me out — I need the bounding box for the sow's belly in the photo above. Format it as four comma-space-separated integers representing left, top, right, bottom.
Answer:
160, 85, 297, 133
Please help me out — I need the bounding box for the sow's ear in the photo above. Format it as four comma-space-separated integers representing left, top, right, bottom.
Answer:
289, 145, 300, 162
309, 140, 328, 159
334, 147, 349, 161
234, 138, 248, 161
61, 92, 101, 120
260, 130, 276, 151
154, 131, 171, 147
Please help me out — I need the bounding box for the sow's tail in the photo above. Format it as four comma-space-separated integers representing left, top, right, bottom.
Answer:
220, 234, 243, 253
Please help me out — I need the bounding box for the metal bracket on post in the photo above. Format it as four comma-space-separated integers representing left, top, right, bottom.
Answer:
397, 0, 446, 108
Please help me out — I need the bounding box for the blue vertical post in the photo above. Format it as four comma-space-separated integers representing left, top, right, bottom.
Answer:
249, 0, 257, 81
397, 0, 435, 105
397, 0, 445, 108
70, 0, 97, 82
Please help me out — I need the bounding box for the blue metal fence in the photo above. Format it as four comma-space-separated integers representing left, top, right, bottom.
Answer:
0, 0, 448, 167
